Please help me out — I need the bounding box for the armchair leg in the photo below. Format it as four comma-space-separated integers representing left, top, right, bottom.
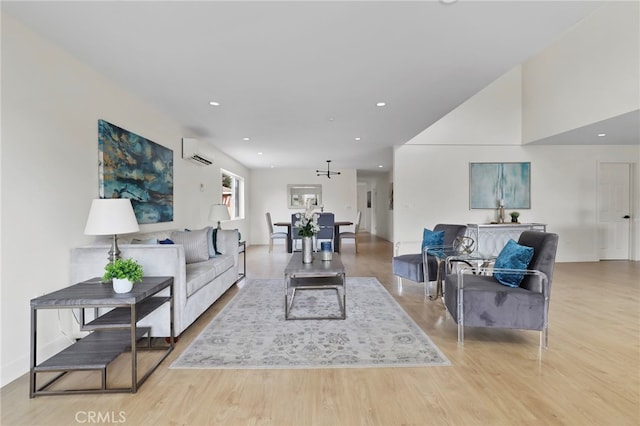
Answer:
540, 327, 548, 350
424, 280, 434, 301
457, 281, 464, 345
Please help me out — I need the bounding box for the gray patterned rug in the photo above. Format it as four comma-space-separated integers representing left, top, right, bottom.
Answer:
170, 277, 450, 369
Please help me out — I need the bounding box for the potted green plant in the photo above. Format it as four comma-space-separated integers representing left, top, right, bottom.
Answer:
510, 211, 520, 223
103, 258, 144, 293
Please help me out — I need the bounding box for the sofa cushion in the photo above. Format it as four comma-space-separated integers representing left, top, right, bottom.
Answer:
123, 230, 173, 244
185, 254, 235, 297
132, 237, 157, 244
444, 273, 545, 330
493, 239, 534, 287
171, 228, 210, 264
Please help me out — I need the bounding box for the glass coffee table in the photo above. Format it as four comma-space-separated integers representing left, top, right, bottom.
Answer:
283, 253, 346, 320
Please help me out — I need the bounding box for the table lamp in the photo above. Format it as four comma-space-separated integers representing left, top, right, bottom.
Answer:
84, 198, 140, 263
208, 203, 230, 229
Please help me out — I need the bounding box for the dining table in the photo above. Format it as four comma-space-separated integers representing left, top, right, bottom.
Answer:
273, 220, 353, 253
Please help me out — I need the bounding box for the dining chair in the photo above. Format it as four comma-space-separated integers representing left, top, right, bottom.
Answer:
291, 213, 302, 251
315, 212, 335, 251
338, 211, 361, 253
265, 212, 287, 252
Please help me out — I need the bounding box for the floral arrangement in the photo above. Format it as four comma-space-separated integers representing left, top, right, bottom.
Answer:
294, 208, 320, 237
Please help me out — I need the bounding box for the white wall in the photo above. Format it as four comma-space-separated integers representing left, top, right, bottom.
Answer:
0, 15, 248, 386
395, 1, 640, 262
249, 168, 357, 248
394, 144, 639, 262
522, 1, 640, 143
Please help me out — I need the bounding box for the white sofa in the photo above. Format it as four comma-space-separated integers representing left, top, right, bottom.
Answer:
70, 228, 239, 337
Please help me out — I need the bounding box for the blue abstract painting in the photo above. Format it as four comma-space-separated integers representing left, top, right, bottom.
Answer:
470, 162, 530, 209
98, 120, 173, 223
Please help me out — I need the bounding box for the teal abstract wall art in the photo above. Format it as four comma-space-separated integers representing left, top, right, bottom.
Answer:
98, 120, 174, 223
469, 162, 530, 209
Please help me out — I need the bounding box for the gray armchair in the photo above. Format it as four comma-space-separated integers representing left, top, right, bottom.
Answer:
392, 224, 467, 299
443, 231, 559, 349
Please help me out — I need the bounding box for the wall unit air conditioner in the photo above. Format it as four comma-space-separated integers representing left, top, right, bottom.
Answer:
182, 138, 213, 166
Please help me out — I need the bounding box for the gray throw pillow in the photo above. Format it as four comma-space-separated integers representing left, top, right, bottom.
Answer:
171, 228, 210, 264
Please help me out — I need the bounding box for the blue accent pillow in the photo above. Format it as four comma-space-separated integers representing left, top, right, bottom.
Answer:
206, 227, 217, 258
422, 229, 445, 258
493, 239, 534, 287
158, 238, 174, 245
211, 228, 221, 255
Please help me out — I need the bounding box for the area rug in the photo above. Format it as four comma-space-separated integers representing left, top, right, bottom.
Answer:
170, 277, 450, 369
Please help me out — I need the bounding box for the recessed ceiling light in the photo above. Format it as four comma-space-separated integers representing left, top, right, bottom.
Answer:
257, 152, 263, 155
243, 137, 250, 141
597, 133, 606, 137
378, 165, 384, 168
209, 101, 220, 106
355, 137, 361, 141
376, 102, 386, 107
270, 165, 275, 168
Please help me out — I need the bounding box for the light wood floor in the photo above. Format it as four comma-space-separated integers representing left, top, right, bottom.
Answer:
2, 234, 639, 425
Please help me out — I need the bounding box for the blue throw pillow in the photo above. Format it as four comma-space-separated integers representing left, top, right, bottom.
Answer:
206, 227, 217, 258
422, 229, 445, 257
211, 228, 221, 255
158, 238, 174, 245
493, 239, 534, 287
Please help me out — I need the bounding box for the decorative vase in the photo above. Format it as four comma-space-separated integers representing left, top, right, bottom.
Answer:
302, 236, 313, 264
112, 278, 133, 293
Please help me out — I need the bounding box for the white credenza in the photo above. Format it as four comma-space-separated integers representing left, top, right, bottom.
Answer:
467, 223, 547, 256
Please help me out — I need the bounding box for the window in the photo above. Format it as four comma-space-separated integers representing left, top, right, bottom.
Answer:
221, 169, 244, 219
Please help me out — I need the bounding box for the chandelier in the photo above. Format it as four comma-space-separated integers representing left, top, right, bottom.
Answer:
316, 160, 341, 179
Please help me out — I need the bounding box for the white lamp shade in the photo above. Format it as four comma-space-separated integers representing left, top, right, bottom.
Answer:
84, 199, 140, 235
208, 203, 230, 223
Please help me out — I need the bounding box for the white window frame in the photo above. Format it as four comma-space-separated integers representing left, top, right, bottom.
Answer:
221, 168, 244, 220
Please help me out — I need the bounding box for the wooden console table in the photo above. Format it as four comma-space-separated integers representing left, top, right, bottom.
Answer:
30, 276, 174, 397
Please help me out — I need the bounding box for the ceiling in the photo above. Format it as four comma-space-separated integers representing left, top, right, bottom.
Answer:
3, 1, 610, 172
527, 110, 640, 146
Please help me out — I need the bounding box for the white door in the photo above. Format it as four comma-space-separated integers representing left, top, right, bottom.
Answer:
598, 163, 631, 260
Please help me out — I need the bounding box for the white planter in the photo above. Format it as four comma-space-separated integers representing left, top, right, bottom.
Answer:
112, 278, 133, 293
